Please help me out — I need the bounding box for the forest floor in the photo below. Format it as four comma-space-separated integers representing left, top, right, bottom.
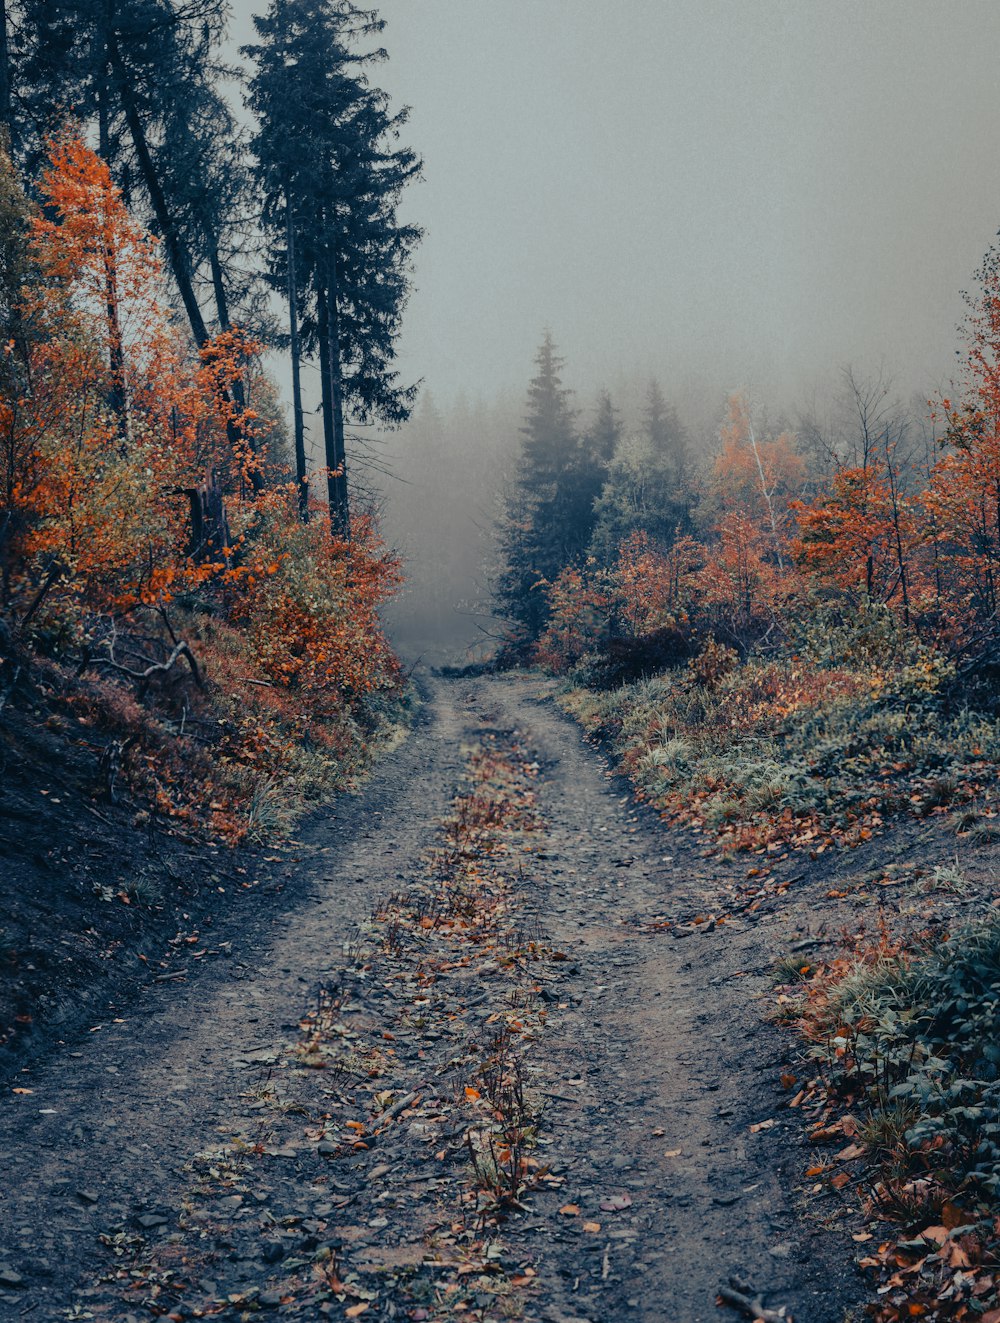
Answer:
0, 671, 951, 1322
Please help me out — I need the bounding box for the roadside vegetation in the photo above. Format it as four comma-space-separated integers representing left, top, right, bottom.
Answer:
492, 250, 1000, 1321
0, 5, 419, 1057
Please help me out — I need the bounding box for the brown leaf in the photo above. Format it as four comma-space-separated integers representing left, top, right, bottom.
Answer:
919, 1225, 949, 1246
836, 1143, 865, 1161
558, 1204, 580, 1216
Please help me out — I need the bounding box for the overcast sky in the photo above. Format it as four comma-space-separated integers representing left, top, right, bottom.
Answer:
229, 0, 1000, 411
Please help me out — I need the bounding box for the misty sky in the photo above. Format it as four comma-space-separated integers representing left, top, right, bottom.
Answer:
229, 0, 1000, 410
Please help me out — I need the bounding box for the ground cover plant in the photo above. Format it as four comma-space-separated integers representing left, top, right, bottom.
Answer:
770, 914, 1000, 1321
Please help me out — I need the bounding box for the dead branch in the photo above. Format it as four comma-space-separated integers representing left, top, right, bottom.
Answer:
99, 639, 204, 690
20, 560, 65, 628
0, 662, 21, 716
719, 1279, 793, 1323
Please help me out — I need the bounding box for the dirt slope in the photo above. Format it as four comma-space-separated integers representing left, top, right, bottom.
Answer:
0, 675, 865, 1322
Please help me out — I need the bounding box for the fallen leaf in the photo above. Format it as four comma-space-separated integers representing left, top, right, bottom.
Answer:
919, 1226, 948, 1246
558, 1204, 580, 1216
464, 1087, 481, 1101
836, 1143, 865, 1161
749, 1118, 777, 1133
582, 1221, 601, 1233
345, 1306, 369, 1319
663, 1148, 682, 1158
11, 1088, 32, 1095
600, 1193, 632, 1212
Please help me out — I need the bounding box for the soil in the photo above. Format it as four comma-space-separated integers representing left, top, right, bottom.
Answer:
0, 671, 931, 1322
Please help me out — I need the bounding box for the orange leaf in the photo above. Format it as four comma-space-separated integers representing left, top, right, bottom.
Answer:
558, 1204, 580, 1216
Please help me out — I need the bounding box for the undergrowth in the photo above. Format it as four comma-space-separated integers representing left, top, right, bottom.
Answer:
779, 915, 1000, 1321
560, 633, 1000, 856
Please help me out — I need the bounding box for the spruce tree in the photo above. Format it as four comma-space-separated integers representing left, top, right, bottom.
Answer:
244, 0, 421, 535
498, 334, 606, 639
589, 380, 693, 564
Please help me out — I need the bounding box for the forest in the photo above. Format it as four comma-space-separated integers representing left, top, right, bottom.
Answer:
2, 4, 1000, 1323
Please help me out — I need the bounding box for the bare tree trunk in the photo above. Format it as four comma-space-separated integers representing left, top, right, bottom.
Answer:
110, 41, 210, 348
206, 240, 264, 496
317, 251, 349, 540
745, 407, 785, 570
285, 198, 308, 520
0, 0, 11, 150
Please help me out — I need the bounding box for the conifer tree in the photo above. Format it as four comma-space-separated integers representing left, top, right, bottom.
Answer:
589, 380, 692, 565
497, 334, 607, 639
244, 0, 421, 535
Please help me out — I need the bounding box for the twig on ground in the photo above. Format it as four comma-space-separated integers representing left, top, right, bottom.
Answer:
719, 1279, 793, 1323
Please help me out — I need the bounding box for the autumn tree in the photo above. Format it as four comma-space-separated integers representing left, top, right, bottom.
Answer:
922, 245, 1000, 645
706, 393, 805, 569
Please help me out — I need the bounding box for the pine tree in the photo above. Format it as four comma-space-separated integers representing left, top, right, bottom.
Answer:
497, 334, 607, 639
245, 0, 421, 536
589, 381, 692, 565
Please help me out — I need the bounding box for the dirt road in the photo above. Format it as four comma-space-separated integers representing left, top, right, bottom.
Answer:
0, 676, 863, 1322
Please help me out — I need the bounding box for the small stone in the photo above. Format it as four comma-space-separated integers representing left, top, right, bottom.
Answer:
260, 1240, 284, 1264
317, 1140, 337, 1156
259, 1291, 282, 1309
0, 1267, 24, 1289
136, 1213, 168, 1230
76, 1189, 99, 1205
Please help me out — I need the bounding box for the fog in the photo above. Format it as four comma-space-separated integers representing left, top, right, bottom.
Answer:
228, 1, 1000, 658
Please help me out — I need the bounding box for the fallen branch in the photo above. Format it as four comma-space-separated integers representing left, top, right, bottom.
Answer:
20, 560, 65, 628
376, 1088, 424, 1127
718, 1279, 793, 1323
98, 639, 203, 690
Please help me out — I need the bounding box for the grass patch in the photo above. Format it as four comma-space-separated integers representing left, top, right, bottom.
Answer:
561, 647, 1000, 855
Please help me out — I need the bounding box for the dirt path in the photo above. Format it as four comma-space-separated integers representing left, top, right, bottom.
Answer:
0, 676, 864, 1322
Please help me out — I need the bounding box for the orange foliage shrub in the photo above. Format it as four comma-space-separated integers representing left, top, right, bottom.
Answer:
614, 531, 702, 635
230, 497, 402, 714
533, 565, 610, 673
0, 134, 405, 842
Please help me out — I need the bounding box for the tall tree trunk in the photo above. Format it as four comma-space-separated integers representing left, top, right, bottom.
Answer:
109, 41, 210, 348
0, 0, 11, 151
110, 38, 263, 495
317, 250, 349, 539
102, 242, 129, 446
285, 199, 308, 520
97, 40, 128, 446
